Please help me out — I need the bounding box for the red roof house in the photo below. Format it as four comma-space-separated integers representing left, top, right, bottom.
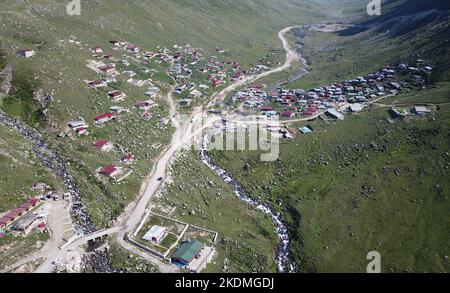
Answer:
281, 111, 295, 119
27, 198, 40, 206
88, 80, 107, 88
260, 106, 274, 112
99, 65, 116, 75
121, 154, 135, 164
93, 140, 113, 151
95, 113, 116, 124
75, 127, 89, 136
99, 165, 118, 177
303, 107, 319, 116
108, 90, 125, 101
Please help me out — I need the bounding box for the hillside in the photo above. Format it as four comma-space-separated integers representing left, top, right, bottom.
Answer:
208, 0, 450, 272
1, 0, 448, 274
0, 0, 336, 67
0, 0, 362, 228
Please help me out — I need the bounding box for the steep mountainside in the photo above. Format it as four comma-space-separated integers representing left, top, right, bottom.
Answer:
338, 0, 450, 81
0, 0, 341, 66
0, 0, 359, 228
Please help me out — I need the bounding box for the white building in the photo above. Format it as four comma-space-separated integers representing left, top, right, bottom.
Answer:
18, 49, 36, 58
326, 109, 345, 120
348, 103, 364, 113
142, 226, 166, 244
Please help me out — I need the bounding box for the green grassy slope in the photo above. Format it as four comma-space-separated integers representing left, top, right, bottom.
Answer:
212, 98, 450, 273
153, 151, 280, 272
209, 1, 450, 272
0, 0, 340, 68
289, 0, 450, 89
0, 1, 359, 228
0, 123, 62, 212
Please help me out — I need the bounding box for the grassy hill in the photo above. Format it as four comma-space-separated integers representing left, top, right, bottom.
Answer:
0, 0, 339, 68
209, 0, 450, 272
0, 0, 360, 227
0, 123, 62, 212
288, 0, 450, 90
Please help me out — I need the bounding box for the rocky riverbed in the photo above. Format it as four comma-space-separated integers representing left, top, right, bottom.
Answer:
200, 136, 296, 273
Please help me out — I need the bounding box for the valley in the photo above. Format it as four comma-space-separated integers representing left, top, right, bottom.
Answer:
0, 0, 448, 274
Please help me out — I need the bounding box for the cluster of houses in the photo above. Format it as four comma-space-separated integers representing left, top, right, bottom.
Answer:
90, 137, 134, 182
0, 198, 43, 236
92, 138, 134, 182
86, 41, 167, 122
67, 39, 189, 183
232, 59, 434, 124
166, 44, 259, 106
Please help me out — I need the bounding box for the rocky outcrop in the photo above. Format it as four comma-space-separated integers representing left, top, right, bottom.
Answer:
0, 64, 13, 96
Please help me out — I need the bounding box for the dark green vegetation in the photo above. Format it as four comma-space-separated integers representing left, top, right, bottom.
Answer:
1, 73, 46, 126
210, 0, 450, 272
0, 123, 62, 212
0, 47, 5, 70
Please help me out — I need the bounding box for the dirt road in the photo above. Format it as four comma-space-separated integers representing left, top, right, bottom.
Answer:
6, 25, 303, 273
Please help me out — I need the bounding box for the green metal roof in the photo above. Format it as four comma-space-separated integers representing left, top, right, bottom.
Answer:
172, 240, 203, 262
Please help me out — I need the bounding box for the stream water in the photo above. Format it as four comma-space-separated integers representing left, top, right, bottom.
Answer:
200, 137, 296, 273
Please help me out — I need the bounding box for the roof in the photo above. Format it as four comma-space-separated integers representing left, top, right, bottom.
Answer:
100, 165, 117, 176
68, 120, 86, 128
142, 226, 166, 241
100, 65, 115, 72
108, 90, 122, 97
414, 106, 431, 113
0, 219, 11, 225
95, 113, 115, 121
27, 198, 39, 205
172, 240, 203, 263
349, 103, 364, 112
94, 140, 110, 148
299, 127, 313, 134
89, 80, 105, 85
122, 154, 134, 162
75, 127, 88, 133
326, 109, 344, 119
20, 203, 33, 209
13, 214, 37, 230
12, 208, 26, 214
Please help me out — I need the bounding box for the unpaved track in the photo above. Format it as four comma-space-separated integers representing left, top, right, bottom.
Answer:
209, 26, 301, 107
6, 26, 303, 273
110, 26, 302, 272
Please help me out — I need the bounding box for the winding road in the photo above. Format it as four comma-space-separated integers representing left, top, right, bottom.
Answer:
4, 25, 304, 273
